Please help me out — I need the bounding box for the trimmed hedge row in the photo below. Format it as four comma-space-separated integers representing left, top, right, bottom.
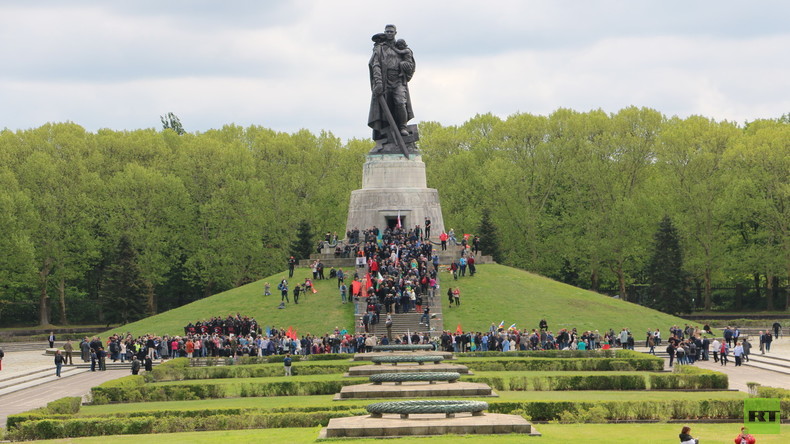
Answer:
462, 357, 663, 372
456, 350, 649, 359
650, 366, 728, 390
468, 375, 647, 391
486, 399, 790, 421
755, 385, 790, 399
10, 400, 790, 439
91, 379, 366, 404
6, 410, 365, 441
188, 353, 354, 366
150, 359, 356, 382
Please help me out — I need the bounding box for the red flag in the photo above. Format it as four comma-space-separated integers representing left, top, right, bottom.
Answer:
365, 273, 374, 293
396, 210, 401, 229
286, 326, 297, 340
351, 280, 362, 297
456, 324, 463, 335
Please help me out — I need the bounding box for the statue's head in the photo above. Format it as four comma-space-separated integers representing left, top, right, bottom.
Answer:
384, 24, 397, 40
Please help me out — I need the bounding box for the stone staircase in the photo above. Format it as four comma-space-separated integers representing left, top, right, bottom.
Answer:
299, 241, 494, 268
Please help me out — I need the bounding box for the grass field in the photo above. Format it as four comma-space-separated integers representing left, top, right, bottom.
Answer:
31, 424, 790, 443
106, 264, 697, 338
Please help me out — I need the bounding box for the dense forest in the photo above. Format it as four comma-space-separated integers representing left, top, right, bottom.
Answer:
0, 107, 787, 326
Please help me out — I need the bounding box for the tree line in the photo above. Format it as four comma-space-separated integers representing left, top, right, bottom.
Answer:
0, 107, 787, 326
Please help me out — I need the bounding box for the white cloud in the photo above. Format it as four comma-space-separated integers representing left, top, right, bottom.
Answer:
1, 1, 788, 140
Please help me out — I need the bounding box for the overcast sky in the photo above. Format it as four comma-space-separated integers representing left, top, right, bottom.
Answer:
1, 1, 788, 141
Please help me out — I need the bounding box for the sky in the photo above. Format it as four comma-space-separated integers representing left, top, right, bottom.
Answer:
1, 0, 788, 141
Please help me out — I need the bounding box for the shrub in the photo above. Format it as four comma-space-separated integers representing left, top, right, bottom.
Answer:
45, 397, 82, 414
756, 385, 790, 399
649, 367, 728, 390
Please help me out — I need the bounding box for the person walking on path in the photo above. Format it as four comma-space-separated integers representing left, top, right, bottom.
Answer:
773, 321, 782, 339
711, 338, 720, 363
733, 342, 744, 366
283, 353, 293, 376
54, 350, 64, 377
719, 342, 729, 366
63, 340, 74, 365
48, 332, 56, 349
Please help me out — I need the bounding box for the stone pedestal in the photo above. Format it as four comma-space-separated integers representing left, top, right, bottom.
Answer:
320, 413, 540, 438
346, 154, 445, 236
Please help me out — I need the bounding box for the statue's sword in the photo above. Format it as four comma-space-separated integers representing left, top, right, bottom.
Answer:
377, 95, 410, 159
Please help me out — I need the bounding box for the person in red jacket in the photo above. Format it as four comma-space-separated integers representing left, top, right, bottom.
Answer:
734, 427, 756, 444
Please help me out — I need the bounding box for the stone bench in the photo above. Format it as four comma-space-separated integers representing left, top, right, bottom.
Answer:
366, 400, 489, 419
371, 355, 444, 366
369, 371, 460, 385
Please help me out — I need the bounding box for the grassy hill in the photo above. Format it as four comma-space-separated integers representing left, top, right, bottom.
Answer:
107, 264, 694, 338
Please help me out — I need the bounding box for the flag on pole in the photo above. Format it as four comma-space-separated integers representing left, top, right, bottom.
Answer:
396, 210, 402, 229
498, 320, 505, 330
265, 326, 271, 337
286, 326, 297, 340
509, 323, 517, 331
456, 324, 463, 335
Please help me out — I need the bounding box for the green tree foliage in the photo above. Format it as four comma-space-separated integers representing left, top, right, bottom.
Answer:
0, 110, 787, 326
290, 220, 315, 261
476, 207, 502, 263
101, 235, 147, 324
645, 216, 691, 315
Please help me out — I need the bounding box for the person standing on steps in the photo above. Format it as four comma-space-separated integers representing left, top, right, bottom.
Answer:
54, 350, 64, 377
385, 314, 393, 338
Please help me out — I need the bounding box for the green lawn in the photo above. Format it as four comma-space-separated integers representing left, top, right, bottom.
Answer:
31, 424, 790, 443
105, 264, 699, 339
103, 268, 355, 337
442, 265, 697, 336
78, 390, 746, 416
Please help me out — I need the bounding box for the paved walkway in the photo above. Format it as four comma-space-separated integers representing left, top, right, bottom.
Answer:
0, 346, 127, 428
635, 335, 790, 391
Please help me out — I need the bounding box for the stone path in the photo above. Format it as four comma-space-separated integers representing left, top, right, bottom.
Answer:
634, 335, 790, 391
0, 346, 128, 428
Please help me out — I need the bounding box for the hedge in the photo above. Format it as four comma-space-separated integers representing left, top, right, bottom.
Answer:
456, 350, 650, 359
755, 385, 790, 399
461, 357, 663, 372
90, 378, 366, 404
467, 375, 647, 391
150, 360, 356, 382
485, 399, 790, 421
5, 410, 365, 440
10, 400, 790, 439
649, 366, 728, 390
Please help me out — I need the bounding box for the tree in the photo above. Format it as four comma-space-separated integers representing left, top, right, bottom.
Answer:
477, 207, 502, 263
160, 112, 185, 135
645, 216, 691, 314
290, 220, 314, 261
100, 235, 147, 324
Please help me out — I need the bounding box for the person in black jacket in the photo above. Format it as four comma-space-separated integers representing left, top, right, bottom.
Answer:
54, 350, 64, 377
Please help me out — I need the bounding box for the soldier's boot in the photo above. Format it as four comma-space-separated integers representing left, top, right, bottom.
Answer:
395, 105, 410, 136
